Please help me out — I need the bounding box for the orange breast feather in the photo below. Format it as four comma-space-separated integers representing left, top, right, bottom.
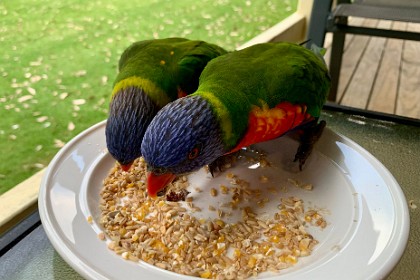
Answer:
177, 87, 188, 98
230, 102, 313, 152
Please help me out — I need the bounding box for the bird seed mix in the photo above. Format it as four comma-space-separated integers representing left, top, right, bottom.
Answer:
98, 156, 327, 279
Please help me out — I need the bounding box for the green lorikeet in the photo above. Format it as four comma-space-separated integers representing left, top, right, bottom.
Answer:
141, 42, 330, 197
105, 38, 227, 171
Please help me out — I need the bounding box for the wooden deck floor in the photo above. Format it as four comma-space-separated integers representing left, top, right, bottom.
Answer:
323, 18, 420, 119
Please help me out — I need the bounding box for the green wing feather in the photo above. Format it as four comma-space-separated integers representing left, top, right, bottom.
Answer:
113, 38, 228, 103
177, 40, 228, 95
194, 42, 330, 148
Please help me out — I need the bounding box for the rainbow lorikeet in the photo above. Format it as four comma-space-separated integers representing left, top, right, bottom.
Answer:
105, 38, 227, 171
141, 42, 330, 197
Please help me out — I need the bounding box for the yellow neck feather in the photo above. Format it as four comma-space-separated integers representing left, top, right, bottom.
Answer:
112, 76, 171, 108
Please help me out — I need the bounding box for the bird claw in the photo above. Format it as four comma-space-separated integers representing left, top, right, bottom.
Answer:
294, 120, 326, 171
208, 151, 240, 177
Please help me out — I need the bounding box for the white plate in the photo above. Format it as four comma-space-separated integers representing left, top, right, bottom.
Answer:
38, 120, 410, 280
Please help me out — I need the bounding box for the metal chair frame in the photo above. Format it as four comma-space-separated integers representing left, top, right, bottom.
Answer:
307, 0, 420, 101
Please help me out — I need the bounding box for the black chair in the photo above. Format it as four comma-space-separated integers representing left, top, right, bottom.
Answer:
307, 0, 420, 101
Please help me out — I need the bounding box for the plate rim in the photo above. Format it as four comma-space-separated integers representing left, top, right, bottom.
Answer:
38, 120, 109, 280
322, 128, 410, 279
38, 120, 410, 280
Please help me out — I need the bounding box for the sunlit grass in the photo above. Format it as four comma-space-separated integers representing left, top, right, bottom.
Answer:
0, 0, 297, 194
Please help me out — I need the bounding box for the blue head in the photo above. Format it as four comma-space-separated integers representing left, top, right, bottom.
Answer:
141, 95, 225, 193
105, 86, 159, 170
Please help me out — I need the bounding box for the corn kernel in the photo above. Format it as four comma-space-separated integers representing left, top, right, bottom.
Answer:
136, 207, 148, 220
248, 256, 257, 268
152, 240, 169, 253
214, 219, 225, 228
273, 223, 287, 233
122, 251, 129, 259
200, 270, 212, 278
213, 248, 224, 256
220, 185, 229, 194
131, 234, 139, 242
299, 238, 310, 251
260, 244, 271, 254
285, 255, 297, 264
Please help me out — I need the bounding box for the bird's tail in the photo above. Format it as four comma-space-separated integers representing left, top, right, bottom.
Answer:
299, 39, 327, 64
309, 44, 328, 66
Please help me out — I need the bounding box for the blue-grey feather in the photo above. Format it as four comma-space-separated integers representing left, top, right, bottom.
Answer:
106, 86, 159, 165
141, 95, 225, 174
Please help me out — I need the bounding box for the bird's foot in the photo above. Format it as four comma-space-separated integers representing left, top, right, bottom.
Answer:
208, 151, 241, 177
294, 120, 326, 171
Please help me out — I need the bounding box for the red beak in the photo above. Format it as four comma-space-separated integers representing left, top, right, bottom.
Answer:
147, 172, 176, 198
120, 162, 133, 172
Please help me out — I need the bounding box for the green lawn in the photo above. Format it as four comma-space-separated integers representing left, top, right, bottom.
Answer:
0, 0, 297, 194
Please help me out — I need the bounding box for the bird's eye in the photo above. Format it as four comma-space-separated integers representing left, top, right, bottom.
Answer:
188, 148, 199, 160
188, 144, 201, 160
